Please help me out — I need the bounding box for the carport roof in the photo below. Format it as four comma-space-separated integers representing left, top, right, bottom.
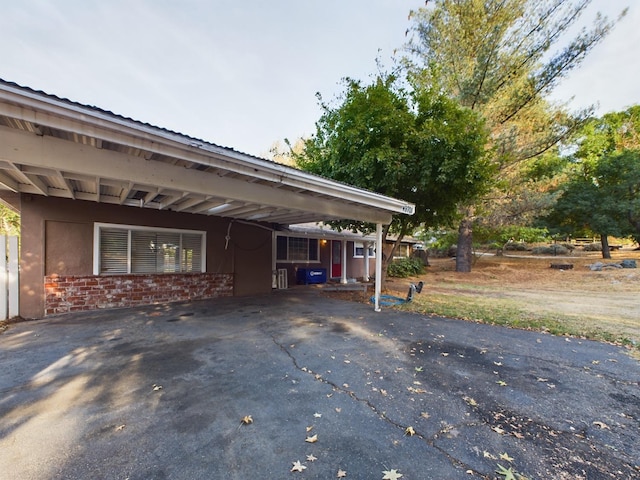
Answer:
0, 80, 414, 225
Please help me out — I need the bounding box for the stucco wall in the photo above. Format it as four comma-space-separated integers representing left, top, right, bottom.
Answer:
19, 195, 273, 318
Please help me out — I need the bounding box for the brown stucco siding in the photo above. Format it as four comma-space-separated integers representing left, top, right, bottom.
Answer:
44, 272, 233, 315
20, 195, 273, 318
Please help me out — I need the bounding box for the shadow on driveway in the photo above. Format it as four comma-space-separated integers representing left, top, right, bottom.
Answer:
1, 290, 638, 479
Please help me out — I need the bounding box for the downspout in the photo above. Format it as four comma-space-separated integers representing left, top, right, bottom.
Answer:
374, 223, 383, 312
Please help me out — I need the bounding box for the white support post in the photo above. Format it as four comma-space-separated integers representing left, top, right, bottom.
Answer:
0, 236, 6, 320
374, 223, 383, 312
341, 239, 347, 284
363, 241, 370, 282
8, 236, 18, 318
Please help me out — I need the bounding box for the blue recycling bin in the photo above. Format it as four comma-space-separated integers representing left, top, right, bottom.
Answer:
296, 268, 327, 285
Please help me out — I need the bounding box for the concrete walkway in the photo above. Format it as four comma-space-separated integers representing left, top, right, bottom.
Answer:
1, 291, 638, 479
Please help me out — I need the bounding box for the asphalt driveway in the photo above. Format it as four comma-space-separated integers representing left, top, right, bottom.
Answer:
1, 290, 638, 479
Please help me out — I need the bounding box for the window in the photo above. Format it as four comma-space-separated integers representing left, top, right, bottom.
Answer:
393, 244, 410, 258
94, 223, 206, 274
276, 236, 319, 262
353, 241, 375, 258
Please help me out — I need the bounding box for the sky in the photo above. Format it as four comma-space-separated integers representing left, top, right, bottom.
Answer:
1, 0, 638, 158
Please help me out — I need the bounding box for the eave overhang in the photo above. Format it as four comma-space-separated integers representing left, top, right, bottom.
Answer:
0, 80, 415, 226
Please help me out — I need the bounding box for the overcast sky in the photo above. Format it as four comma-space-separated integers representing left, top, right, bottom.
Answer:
1, 1, 638, 158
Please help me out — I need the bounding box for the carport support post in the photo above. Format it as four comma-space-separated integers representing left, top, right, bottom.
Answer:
374, 223, 383, 312
363, 241, 370, 282
341, 239, 347, 284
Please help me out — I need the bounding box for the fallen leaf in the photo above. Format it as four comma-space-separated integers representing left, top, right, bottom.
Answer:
152, 384, 163, 391
115, 424, 126, 431
536, 377, 548, 382
463, 396, 478, 406
593, 421, 610, 429
441, 353, 449, 357
592, 360, 600, 365
306, 426, 314, 432
343, 383, 349, 388
499, 452, 514, 462
404, 426, 416, 436
512, 432, 524, 439
314, 412, 322, 418
240, 415, 253, 425
497, 380, 508, 387
344, 360, 351, 364
492, 426, 506, 434
496, 464, 517, 480
337, 469, 347, 477
483, 451, 497, 459
305, 434, 318, 443
291, 461, 307, 473
306, 454, 317, 462
382, 469, 403, 480
335, 408, 342, 413
380, 389, 388, 396
420, 412, 430, 419
414, 366, 423, 372
494, 361, 503, 366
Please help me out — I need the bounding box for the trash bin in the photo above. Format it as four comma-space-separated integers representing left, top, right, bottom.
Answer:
296, 268, 327, 285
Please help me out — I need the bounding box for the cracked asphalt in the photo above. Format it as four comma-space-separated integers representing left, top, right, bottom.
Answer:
1, 290, 638, 479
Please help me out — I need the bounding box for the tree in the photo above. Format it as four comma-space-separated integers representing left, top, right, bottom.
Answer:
542, 150, 640, 257
296, 74, 491, 281
0, 203, 19, 236
405, 0, 624, 271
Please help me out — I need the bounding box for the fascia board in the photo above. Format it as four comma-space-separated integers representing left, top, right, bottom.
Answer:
0, 84, 415, 217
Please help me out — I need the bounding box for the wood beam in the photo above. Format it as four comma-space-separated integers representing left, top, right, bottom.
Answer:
0, 126, 393, 224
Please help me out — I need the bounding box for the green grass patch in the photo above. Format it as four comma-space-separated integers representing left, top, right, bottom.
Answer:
401, 293, 639, 357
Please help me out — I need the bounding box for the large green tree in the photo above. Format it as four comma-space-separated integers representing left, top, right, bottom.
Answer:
542, 150, 640, 257
405, 0, 624, 271
296, 75, 491, 280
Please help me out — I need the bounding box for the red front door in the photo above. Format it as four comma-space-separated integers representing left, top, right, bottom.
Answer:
331, 240, 342, 278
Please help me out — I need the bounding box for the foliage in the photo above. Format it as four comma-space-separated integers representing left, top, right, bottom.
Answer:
296, 73, 491, 270
0, 203, 20, 236
387, 257, 425, 278
404, 0, 623, 271
542, 149, 640, 244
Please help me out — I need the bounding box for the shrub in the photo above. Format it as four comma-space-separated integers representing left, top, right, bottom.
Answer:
387, 257, 425, 278
531, 244, 569, 255
504, 242, 528, 251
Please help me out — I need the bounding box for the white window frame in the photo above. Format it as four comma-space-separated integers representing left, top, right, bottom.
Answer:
275, 235, 320, 263
353, 241, 375, 258
93, 223, 206, 275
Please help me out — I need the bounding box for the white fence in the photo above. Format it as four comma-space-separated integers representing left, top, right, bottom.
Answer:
0, 235, 19, 320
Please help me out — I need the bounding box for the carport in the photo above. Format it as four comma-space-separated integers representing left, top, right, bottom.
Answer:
0, 80, 414, 317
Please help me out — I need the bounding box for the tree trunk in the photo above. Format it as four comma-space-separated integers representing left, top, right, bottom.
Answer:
600, 233, 611, 259
455, 218, 474, 272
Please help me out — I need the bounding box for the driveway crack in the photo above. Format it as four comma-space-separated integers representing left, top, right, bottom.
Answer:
270, 334, 489, 478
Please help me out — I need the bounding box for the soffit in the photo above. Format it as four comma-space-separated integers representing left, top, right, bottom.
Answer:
0, 80, 414, 225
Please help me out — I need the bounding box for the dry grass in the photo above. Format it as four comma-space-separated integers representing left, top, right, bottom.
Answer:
325, 248, 640, 355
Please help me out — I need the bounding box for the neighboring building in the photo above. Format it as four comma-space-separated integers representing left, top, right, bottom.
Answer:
0, 80, 414, 318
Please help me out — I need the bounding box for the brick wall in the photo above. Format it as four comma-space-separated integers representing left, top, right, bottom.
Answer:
44, 273, 234, 316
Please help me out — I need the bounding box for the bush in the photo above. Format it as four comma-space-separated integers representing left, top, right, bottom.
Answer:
504, 242, 528, 251
531, 244, 569, 255
583, 242, 602, 251
387, 257, 425, 278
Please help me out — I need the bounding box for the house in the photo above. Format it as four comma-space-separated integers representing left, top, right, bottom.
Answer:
0, 80, 414, 318
275, 223, 420, 286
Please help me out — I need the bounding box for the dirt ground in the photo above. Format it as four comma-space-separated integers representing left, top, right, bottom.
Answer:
335, 248, 640, 346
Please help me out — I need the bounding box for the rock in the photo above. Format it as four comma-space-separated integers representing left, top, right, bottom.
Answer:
621, 259, 637, 269
589, 262, 604, 271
